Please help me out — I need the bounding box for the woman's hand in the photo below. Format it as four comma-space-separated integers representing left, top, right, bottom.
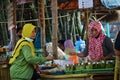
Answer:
114, 49, 120, 56
69, 52, 84, 57
69, 52, 77, 55
46, 55, 53, 61
77, 53, 84, 57
102, 56, 115, 60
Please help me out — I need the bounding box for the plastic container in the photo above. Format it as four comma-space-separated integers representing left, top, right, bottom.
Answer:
68, 55, 79, 64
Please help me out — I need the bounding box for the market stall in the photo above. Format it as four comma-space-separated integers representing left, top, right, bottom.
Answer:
39, 59, 115, 80
0, 0, 119, 80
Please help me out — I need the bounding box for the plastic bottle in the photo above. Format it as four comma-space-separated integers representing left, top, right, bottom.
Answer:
80, 40, 85, 52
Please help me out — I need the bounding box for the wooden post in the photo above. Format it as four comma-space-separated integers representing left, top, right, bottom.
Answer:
51, 0, 58, 59
85, 9, 89, 39
7, 1, 16, 50
13, 0, 17, 49
38, 0, 46, 55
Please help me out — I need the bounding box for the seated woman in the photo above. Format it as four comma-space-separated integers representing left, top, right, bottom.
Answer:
78, 21, 115, 62
64, 39, 77, 54
64, 39, 79, 64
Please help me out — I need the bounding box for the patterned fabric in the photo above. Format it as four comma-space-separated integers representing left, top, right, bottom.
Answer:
88, 21, 105, 61
89, 21, 102, 34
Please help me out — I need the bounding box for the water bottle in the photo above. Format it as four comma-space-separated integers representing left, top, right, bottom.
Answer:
80, 41, 85, 52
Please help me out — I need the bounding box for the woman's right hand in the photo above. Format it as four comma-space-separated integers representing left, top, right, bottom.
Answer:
77, 53, 84, 57
46, 55, 53, 61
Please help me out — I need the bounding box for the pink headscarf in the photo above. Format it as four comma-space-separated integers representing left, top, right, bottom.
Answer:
89, 21, 102, 35
88, 21, 105, 61
64, 40, 75, 49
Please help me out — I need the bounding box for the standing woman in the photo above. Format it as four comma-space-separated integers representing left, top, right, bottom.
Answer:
78, 21, 115, 62
9, 23, 53, 80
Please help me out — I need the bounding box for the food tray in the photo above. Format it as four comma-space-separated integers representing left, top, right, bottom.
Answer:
65, 68, 114, 74
40, 66, 56, 70
65, 71, 73, 74
50, 70, 65, 75
80, 68, 114, 73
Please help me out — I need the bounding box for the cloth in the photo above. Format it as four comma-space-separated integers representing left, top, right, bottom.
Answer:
10, 45, 46, 79
34, 28, 41, 49
46, 42, 66, 59
88, 33, 105, 61
9, 38, 35, 64
101, 0, 120, 9
88, 21, 105, 61
115, 31, 120, 50
89, 21, 102, 35
64, 47, 77, 55
31, 69, 41, 80
64, 40, 76, 54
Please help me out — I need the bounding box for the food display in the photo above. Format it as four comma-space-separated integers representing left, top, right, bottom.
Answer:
64, 60, 115, 74
0, 48, 8, 64
39, 59, 115, 75
39, 60, 68, 75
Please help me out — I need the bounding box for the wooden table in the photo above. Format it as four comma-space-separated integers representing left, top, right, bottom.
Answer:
40, 71, 114, 80
40, 73, 91, 80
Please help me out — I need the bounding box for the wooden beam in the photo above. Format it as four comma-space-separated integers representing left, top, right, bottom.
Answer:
85, 9, 89, 39
51, 0, 58, 59
38, 0, 46, 55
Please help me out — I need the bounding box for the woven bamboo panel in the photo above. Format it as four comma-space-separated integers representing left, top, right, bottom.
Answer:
0, 64, 11, 80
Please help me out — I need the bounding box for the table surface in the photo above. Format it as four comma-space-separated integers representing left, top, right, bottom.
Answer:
40, 71, 113, 79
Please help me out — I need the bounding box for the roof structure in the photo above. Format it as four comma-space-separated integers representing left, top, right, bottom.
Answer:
57, 0, 120, 22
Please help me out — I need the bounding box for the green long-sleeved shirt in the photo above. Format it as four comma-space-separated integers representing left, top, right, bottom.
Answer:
10, 45, 46, 80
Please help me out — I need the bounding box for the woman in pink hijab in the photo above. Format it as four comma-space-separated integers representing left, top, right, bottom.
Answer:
64, 39, 76, 54
79, 21, 115, 62
64, 39, 79, 64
